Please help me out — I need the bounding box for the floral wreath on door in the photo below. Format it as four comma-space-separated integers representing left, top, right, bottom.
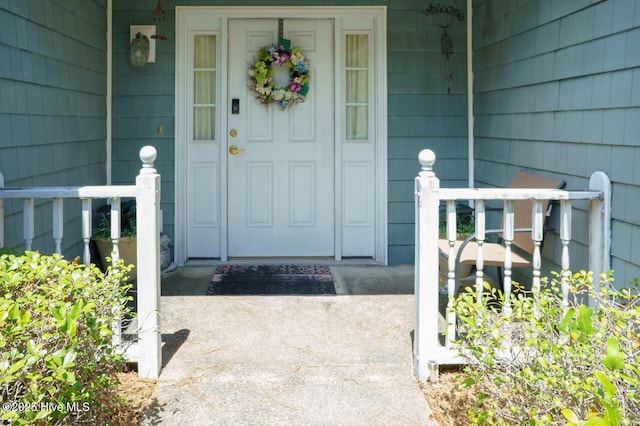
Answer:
248, 39, 310, 110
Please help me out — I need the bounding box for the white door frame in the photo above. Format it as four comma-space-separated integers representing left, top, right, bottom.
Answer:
175, 6, 388, 265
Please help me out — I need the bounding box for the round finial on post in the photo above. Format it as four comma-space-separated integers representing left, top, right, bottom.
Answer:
418, 149, 436, 173
139, 146, 157, 174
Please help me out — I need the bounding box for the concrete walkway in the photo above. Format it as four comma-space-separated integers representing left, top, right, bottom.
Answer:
142, 265, 436, 425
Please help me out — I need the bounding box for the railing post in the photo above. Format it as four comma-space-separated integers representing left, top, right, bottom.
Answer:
136, 146, 162, 379
414, 149, 440, 382
589, 171, 611, 298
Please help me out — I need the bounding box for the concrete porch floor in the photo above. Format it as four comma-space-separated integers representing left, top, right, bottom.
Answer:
141, 264, 437, 425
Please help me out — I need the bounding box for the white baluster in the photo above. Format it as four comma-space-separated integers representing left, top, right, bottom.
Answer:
53, 198, 64, 255
110, 197, 121, 264
109, 197, 122, 349
446, 199, 457, 347
82, 199, 92, 265
531, 200, 544, 295
23, 198, 34, 251
560, 200, 572, 309
502, 200, 514, 316
475, 200, 485, 302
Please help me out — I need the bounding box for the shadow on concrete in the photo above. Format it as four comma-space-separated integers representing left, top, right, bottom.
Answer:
162, 268, 214, 296
141, 397, 165, 426
161, 329, 190, 368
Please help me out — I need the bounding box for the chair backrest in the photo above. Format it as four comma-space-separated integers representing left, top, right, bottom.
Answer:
507, 172, 566, 255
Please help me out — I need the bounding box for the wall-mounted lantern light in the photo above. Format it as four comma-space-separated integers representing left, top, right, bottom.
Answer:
129, 25, 157, 67
129, 32, 150, 67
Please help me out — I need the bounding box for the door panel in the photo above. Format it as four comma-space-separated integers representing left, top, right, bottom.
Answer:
227, 19, 335, 257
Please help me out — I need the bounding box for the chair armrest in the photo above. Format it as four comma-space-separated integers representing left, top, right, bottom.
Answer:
484, 206, 504, 212
453, 226, 556, 266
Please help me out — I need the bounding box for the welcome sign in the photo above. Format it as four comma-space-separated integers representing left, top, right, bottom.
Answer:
421, 3, 466, 22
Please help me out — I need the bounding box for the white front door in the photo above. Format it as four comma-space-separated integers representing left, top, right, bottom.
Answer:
227, 19, 335, 257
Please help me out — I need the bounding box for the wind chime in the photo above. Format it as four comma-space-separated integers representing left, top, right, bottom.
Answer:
153, 0, 166, 22
151, 0, 168, 40
439, 24, 454, 94
422, 2, 463, 94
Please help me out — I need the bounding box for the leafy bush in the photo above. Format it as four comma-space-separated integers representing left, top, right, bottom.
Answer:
0, 252, 133, 425
454, 271, 640, 425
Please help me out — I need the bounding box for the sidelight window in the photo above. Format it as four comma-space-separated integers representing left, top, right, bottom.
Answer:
345, 34, 369, 140
194, 35, 216, 140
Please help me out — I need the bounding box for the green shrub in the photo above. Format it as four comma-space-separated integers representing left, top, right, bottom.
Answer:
454, 271, 640, 425
0, 251, 133, 425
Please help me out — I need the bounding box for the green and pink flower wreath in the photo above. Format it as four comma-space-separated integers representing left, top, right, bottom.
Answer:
248, 39, 310, 110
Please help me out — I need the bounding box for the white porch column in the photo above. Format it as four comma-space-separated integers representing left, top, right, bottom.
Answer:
106, 0, 112, 185
467, 0, 474, 188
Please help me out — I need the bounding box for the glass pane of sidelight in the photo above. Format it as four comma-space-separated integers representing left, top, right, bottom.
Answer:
346, 34, 368, 68
346, 106, 368, 140
194, 107, 215, 140
194, 35, 216, 68
346, 70, 368, 104
194, 71, 216, 104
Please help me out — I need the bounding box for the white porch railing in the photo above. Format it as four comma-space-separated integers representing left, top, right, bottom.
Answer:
413, 149, 611, 382
0, 146, 161, 380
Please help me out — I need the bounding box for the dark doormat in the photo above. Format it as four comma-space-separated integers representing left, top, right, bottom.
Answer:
206, 264, 336, 296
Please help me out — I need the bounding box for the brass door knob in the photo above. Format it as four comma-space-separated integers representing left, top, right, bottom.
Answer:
228, 145, 245, 155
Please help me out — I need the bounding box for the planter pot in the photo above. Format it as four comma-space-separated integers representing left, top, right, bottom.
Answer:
93, 237, 137, 275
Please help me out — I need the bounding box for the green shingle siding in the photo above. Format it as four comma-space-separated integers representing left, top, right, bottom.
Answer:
0, 0, 107, 255
474, 0, 640, 286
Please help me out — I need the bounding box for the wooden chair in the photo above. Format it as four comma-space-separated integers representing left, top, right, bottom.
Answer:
438, 172, 566, 295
